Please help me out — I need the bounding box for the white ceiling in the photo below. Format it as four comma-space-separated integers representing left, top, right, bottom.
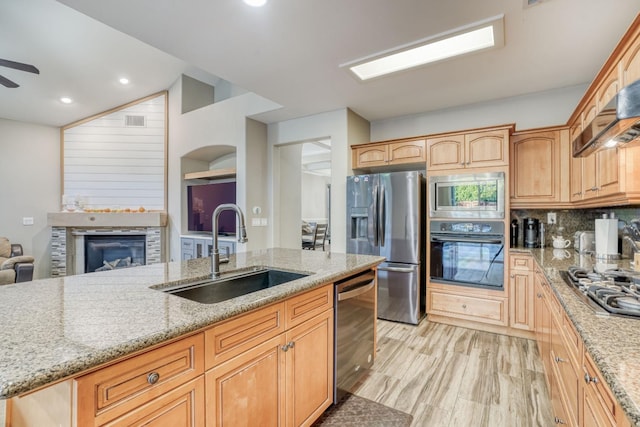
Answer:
2, 0, 640, 127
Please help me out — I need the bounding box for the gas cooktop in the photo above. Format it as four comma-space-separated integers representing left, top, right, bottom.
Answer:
560, 266, 640, 318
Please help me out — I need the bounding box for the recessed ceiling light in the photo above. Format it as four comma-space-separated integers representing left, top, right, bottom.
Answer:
243, 0, 267, 7
60, 97, 73, 104
119, 77, 130, 85
342, 14, 504, 81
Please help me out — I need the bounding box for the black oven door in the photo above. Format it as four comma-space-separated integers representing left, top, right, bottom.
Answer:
430, 234, 504, 290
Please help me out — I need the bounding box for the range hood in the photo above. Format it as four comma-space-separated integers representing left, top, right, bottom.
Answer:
573, 78, 640, 157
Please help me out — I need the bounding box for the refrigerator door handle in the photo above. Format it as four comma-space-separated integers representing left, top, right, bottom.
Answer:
373, 184, 379, 246
379, 184, 386, 247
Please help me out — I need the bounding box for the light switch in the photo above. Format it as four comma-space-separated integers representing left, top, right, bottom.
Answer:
260, 218, 268, 226
251, 218, 260, 226
22, 217, 34, 226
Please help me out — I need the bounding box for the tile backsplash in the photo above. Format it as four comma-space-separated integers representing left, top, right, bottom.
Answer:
511, 207, 640, 255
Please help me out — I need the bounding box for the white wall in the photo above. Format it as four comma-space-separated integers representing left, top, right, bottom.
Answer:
301, 173, 330, 223
167, 76, 280, 261
0, 118, 60, 279
268, 108, 370, 253
370, 84, 588, 141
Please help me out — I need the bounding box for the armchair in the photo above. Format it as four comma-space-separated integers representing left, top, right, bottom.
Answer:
0, 237, 34, 285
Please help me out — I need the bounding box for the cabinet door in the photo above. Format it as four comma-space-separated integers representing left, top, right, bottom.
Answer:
534, 272, 552, 377
551, 315, 579, 426
465, 129, 509, 168
569, 120, 583, 201
103, 377, 205, 427
426, 134, 465, 171
388, 139, 426, 165
510, 130, 560, 203
596, 64, 622, 111
621, 38, 640, 86
285, 309, 334, 427
181, 238, 195, 261
596, 147, 620, 198
352, 145, 388, 169
206, 334, 286, 427
509, 268, 534, 331
582, 154, 598, 200
583, 385, 616, 427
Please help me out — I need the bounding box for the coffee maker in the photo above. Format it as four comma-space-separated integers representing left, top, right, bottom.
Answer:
524, 218, 540, 248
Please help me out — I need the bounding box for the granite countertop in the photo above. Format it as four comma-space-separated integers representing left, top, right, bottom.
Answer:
512, 247, 640, 427
0, 248, 384, 399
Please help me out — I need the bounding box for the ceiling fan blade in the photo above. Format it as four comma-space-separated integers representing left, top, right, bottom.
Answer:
0, 59, 39, 74
0, 74, 19, 88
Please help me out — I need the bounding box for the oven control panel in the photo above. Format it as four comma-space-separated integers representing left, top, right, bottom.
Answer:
431, 220, 504, 235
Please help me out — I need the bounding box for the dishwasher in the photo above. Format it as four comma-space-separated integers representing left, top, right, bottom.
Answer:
334, 268, 376, 403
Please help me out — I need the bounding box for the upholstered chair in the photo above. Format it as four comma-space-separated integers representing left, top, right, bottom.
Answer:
0, 237, 34, 285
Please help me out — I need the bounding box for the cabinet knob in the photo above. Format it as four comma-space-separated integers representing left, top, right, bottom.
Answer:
584, 373, 599, 384
147, 372, 160, 385
554, 356, 566, 364
510, 274, 515, 278
554, 416, 566, 424
288, 341, 295, 349
281, 341, 295, 352
537, 293, 543, 298
462, 304, 467, 309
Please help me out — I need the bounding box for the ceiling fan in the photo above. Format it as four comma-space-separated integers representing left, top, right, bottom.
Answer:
0, 58, 39, 88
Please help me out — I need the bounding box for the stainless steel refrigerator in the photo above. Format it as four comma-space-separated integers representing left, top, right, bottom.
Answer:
346, 171, 425, 324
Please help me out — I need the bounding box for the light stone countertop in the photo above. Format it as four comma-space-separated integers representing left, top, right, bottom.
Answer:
512, 247, 640, 427
0, 248, 384, 399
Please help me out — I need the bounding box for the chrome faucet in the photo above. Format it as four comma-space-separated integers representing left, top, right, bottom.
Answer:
211, 203, 248, 278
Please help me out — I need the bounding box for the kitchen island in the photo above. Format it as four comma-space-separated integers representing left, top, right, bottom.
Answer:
0, 248, 384, 425
515, 248, 640, 427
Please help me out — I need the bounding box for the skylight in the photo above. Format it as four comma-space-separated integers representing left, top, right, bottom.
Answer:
343, 15, 504, 81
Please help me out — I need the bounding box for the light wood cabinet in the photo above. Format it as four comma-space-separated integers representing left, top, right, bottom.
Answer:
427, 128, 510, 171
205, 284, 334, 427
76, 334, 205, 427
569, 119, 584, 202
621, 27, 640, 86
508, 254, 534, 331
582, 352, 617, 427
581, 147, 620, 200
509, 127, 570, 208
427, 282, 507, 327
352, 138, 425, 170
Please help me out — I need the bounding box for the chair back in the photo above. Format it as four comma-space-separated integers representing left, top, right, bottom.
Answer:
313, 223, 328, 250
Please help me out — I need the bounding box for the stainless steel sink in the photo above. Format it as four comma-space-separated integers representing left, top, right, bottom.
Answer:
162, 268, 309, 304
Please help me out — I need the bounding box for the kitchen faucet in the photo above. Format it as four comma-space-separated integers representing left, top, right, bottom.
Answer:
211, 203, 248, 278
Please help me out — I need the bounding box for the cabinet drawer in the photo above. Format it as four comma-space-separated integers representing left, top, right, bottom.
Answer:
561, 312, 582, 368
205, 302, 286, 369
102, 377, 205, 427
429, 290, 507, 326
285, 284, 334, 329
509, 254, 533, 271
76, 333, 204, 426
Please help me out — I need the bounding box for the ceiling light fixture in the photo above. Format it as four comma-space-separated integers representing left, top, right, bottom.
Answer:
342, 14, 505, 81
119, 77, 130, 85
243, 0, 267, 7
60, 97, 73, 104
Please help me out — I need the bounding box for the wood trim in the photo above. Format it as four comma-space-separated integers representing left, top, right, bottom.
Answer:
183, 168, 237, 180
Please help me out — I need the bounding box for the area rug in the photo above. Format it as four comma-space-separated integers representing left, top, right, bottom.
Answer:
313, 393, 413, 426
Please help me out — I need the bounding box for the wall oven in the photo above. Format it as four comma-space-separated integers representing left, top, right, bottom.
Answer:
430, 220, 505, 290
429, 172, 505, 219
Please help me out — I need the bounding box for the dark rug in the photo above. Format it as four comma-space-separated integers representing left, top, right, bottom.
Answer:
313, 393, 413, 426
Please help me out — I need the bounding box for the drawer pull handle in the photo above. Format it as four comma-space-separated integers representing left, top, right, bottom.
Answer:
555, 356, 566, 363
554, 416, 566, 424
281, 341, 296, 352
584, 373, 599, 384
147, 372, 160, 385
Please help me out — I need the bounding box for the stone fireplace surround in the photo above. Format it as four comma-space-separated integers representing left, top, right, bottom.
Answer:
48, 212, 167, 277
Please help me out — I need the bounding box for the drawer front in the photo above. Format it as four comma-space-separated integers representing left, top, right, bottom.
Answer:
429, 290, 507, 325
584, 352, 617, 424
285, 284, 334, 329
76, 333, 204, 426
205, 302, 285, 369
561, 312, 582, 368
509, 254, 532, 271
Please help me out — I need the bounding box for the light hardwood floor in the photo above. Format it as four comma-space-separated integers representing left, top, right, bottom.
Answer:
350, 319, 554, 427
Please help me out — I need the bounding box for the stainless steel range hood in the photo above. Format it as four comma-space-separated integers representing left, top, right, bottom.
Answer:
573, 78, 640, 157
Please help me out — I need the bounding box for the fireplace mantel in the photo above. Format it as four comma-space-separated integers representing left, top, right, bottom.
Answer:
47, 212, 167, 228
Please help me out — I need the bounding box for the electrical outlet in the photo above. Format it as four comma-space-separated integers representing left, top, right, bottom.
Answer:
547, 212, 556, 224
22, 217, 34, 226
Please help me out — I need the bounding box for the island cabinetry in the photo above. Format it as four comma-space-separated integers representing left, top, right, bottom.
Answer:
427, 127, 511, 171
509, 127, 571, 208
351, 138, 426, 170
508, 254, 534, 331
582, 352, 617, 427
205, 284, 334, 427
75, 334, 205, 427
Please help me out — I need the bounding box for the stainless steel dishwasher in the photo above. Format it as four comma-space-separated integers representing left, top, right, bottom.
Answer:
334, 268, 376, 403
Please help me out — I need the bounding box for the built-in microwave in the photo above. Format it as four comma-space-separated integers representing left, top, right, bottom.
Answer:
429, 172, 505, 219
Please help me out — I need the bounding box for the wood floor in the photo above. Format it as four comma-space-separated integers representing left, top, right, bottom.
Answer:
350, 319, 554, 427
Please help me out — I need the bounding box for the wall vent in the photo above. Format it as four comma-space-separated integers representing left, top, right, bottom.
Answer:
523, 0, 547, 8
124, 115, 146, 127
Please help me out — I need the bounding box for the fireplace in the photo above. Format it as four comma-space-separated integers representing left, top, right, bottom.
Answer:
48, 212, 167, 277
84, 235, 146, 273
